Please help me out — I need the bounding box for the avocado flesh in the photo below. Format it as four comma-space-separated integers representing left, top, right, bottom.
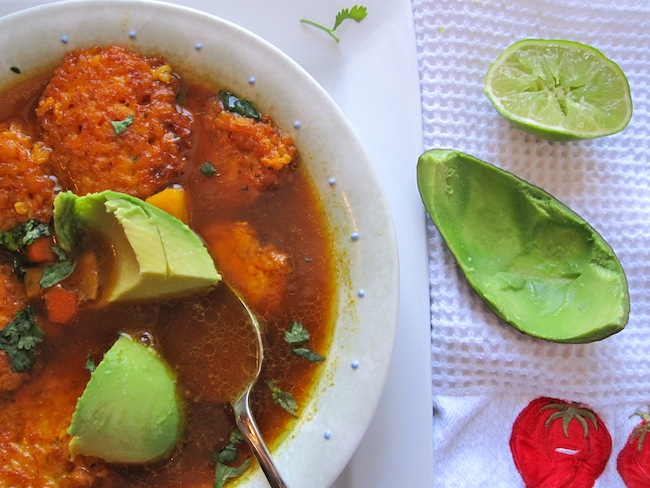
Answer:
68, 335, 183, 464
53, 190, 221, 302
417, 149, 629, 343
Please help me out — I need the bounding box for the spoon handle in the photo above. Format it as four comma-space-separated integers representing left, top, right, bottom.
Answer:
234, 393, 289, 488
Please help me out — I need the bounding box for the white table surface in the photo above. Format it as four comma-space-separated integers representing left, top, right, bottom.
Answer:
0, 0, 435, 487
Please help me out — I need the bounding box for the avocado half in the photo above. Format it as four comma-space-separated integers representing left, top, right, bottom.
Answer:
68, 334, 184, 464
417, 149, 629, 343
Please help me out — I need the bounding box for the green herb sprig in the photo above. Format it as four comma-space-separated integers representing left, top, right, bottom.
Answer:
0, 219, 50, 253
266, 380, 299, 417
219, 91, 260, 119
213, 429, 251, 488
301, 5, 368, 43
285, 321, 325, 363
111, 114, 134, 136
200, 162, 218, 178
0, 306, 43, 372
39, 246, 76, 289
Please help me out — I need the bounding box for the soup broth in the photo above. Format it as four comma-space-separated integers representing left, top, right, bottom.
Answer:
0, 46, 335, 487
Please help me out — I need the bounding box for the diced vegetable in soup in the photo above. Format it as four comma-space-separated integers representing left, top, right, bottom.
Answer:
0, 45, 335, 487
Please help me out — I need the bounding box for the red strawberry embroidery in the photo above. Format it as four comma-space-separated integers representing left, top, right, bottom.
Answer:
510, 397, 612, 488
617, 407, 650, 487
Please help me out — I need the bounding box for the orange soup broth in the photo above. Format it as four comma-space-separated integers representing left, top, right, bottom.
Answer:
0, 69, 336, 487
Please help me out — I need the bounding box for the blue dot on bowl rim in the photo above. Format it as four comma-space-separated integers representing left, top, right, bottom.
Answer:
350, 232, 360, 241
60, 34, 69, 44
351, 360, 360, 369
194, 42, 202, 51
248, 76, 256, 85
293, 120, 301, 129
328, 177, 336, 186
357, 289, 366, 298
324, 431, 332, 440
129, 31, 137, 39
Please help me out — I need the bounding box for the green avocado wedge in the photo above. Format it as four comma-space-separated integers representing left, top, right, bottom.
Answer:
417, 149, 629, 343
53, 190, 221, 302
68, 334, 184, 464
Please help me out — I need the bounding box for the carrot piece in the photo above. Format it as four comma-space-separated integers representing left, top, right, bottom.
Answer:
43, 285, 78, 324
24, 236, 56, 263
145, 186, 190, 223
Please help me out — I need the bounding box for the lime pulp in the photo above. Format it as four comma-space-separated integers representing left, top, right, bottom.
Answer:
484, 39, 632, 141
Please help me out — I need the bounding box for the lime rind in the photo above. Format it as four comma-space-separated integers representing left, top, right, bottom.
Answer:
484, 39, 633, 141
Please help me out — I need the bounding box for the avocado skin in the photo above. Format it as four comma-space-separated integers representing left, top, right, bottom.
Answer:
417, 149, 629, 343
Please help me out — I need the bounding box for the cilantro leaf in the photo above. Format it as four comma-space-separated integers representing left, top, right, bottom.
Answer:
284, 321, 310, 345
301, 5, 368, 43
213, 458, 251, 488
266, 380, 299, 417
292, 347, 325, 363
39, 246, 76, 288
111, 114, 134, 136
212, 429, 250, 488
218, 91, 260, 119
0, 219, 50, 252
214, 428, 245, 464
285, 321, 326, 362
200, 162, 218, 177
0, 306, 44, 372
216, 443, 239, 465
333, 5, 368, 30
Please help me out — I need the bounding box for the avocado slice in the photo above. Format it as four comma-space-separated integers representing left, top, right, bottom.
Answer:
417, 149, 629, 343
68, 334, 183, 463
53, 190, 221, 302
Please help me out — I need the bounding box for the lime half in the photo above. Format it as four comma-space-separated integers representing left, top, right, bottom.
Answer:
484, 39, 632, 141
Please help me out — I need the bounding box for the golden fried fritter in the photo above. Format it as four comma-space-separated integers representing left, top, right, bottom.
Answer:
0, 263, 28, 394
0, 123, 54, 233
36, 45, 192, 199
201, 96, 296, 205
202, 221, 291, 316
0, 370, 109, 487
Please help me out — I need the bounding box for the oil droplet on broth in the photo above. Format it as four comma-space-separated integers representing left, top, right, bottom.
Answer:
157, 283, 259, 404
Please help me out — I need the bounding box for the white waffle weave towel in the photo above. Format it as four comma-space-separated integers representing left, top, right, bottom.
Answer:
412, 0, 650, 485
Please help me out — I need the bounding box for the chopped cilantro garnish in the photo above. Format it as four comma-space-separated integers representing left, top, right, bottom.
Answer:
300, 5, 368, 43
219, 91, 260, 119
284, 321, 310, 345
200, 161, 218, 177
39, 246, 75, 288
212, 429, 250, 488
284, 321, 326, 363
215, 429, 245, 464
0, 306, 43, 372
213, 458, 251, 488
0, 219, 50, 252
292, 347, 325, 363
266, 380, 298, 417
111, 114, 134, 136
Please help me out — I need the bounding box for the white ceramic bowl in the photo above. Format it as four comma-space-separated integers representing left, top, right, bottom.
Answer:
0, 1, 399, 486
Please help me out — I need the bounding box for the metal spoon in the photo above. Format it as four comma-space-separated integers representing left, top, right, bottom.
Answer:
231, 291, 289, 488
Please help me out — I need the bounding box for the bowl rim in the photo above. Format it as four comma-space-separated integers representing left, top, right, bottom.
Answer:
0, 1, 400, 486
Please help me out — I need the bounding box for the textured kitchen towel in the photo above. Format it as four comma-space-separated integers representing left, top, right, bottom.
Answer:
411, 0, 650, 486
